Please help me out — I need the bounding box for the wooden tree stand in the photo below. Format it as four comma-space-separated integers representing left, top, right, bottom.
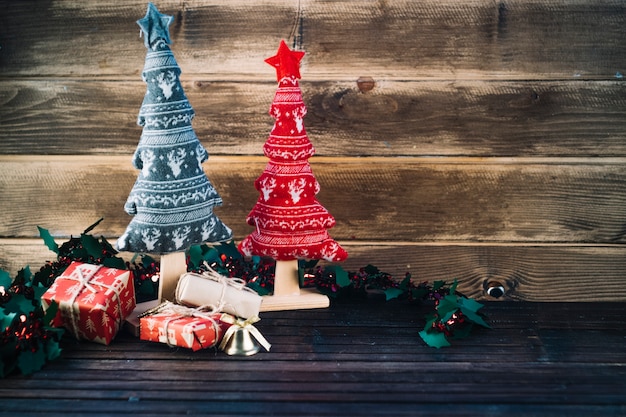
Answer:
158, 251, 187, 302
260, 259, 330, 311
118, 246, 187, 336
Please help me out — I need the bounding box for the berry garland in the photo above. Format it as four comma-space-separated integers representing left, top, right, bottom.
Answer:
0, 221, 489, 376
0, 220, 159, 377
0, 268, 63, 377
191, 243, 490, 348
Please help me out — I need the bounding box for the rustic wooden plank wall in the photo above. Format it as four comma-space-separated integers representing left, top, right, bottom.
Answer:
1, 0, 625, 301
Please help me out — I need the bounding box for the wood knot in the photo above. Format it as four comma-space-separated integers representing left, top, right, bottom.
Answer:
485, 280, 506, 298
356, 76, 375, 93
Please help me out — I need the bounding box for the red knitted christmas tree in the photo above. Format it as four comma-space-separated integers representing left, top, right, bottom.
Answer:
239, 40, 347, 310
239, 40, 347, 263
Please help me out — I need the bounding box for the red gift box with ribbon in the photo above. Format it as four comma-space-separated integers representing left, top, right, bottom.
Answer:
139, 302, 230, 351
41, 261, 136, 345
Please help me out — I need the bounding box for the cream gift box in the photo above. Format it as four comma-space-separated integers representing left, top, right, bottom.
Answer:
175, 269, 262, 319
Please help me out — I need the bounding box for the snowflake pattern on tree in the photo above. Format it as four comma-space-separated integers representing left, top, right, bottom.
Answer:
238, 40, 347, 262
117, 3, 232, 254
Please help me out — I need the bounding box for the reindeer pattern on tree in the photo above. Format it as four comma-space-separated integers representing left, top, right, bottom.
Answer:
117, 3, 232, 255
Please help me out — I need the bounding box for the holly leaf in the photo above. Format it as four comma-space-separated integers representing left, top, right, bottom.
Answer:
251, 255, 262, 268
103, 256, 126, 270
200, 246, 221, 265
45, 330, 64, 361
137, 280, 157, 295
458, 296, 485, 314
188, 245, 203, 269
68, 245, 88, 262
419, 329, 451, 348
301, 259, 318, 269
451, 322, 474, 339
0, 309, 16, 331
440, 309, 456, 324
32, 285, 46, 301
37, 226, 59, 254
399, 273, 411, 290
363, 264, 380, 275
3, 291, 37, 316
100, 236, 118, 255
411, 286, 429, 300
217, 241, 242, 260
17, 347, 46, 375
326, 265, 351, 288
449, 279, 459, 294
21, 266, 33, 285
384, 287, 404, 301
460, 307, 491, 329
424, 314, 437, 330
82, 217, 104, 234
81, 233, 103, 259
43, 300, 59, 324
246, 281, 271, 296
436, 294, 460, 317
457, 296, 489, 328
142, 254, 157, 268
432, 280, 446, 291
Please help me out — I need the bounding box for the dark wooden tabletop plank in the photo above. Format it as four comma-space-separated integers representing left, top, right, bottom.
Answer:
0, 301, 624, 416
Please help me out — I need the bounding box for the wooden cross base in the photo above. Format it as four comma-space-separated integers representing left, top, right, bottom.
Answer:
260, 288, 330, 311
260, 259, 330, 312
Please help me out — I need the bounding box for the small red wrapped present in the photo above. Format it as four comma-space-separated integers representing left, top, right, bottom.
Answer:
41, 261, 136, 345
139, 302, 230, 351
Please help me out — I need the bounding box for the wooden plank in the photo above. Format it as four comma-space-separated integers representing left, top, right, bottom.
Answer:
300, 0, 626, 80
0, 301, 624, 416
2, 239, 625, 301
0, 80, 272, 156
0, 399, 620, 417
1, 156, 625, 243
331, 244, 626, 302
1, 1, 624, 79
0, 0, 295, 79
2, 80, 626, 156
0, 384, 624, 403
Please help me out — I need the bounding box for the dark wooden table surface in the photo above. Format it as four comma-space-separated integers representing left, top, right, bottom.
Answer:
1, 299, 625, 416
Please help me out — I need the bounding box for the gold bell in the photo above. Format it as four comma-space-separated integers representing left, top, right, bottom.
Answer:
221, 327, 260, 356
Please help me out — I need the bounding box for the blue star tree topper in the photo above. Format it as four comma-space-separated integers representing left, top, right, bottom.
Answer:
137, 2, 174, 49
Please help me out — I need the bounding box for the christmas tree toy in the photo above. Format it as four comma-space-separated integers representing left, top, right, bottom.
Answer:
239, 40, 348, 311
117, 3, 232, 301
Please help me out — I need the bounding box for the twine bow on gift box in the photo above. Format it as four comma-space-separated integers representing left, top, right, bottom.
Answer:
191, 266, 270, 354
140, 301, 270, 354
62, 265, 124, 341
152, 266, 270, 354
175, 265, 263, 319
182, 265, 258, 310
142, 301, 222, 349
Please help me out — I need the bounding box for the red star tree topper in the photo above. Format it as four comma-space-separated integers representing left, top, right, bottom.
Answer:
239, 41, 347, 310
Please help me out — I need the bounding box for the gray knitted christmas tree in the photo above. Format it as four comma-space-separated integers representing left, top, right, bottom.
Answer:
117, 3, 232, 300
